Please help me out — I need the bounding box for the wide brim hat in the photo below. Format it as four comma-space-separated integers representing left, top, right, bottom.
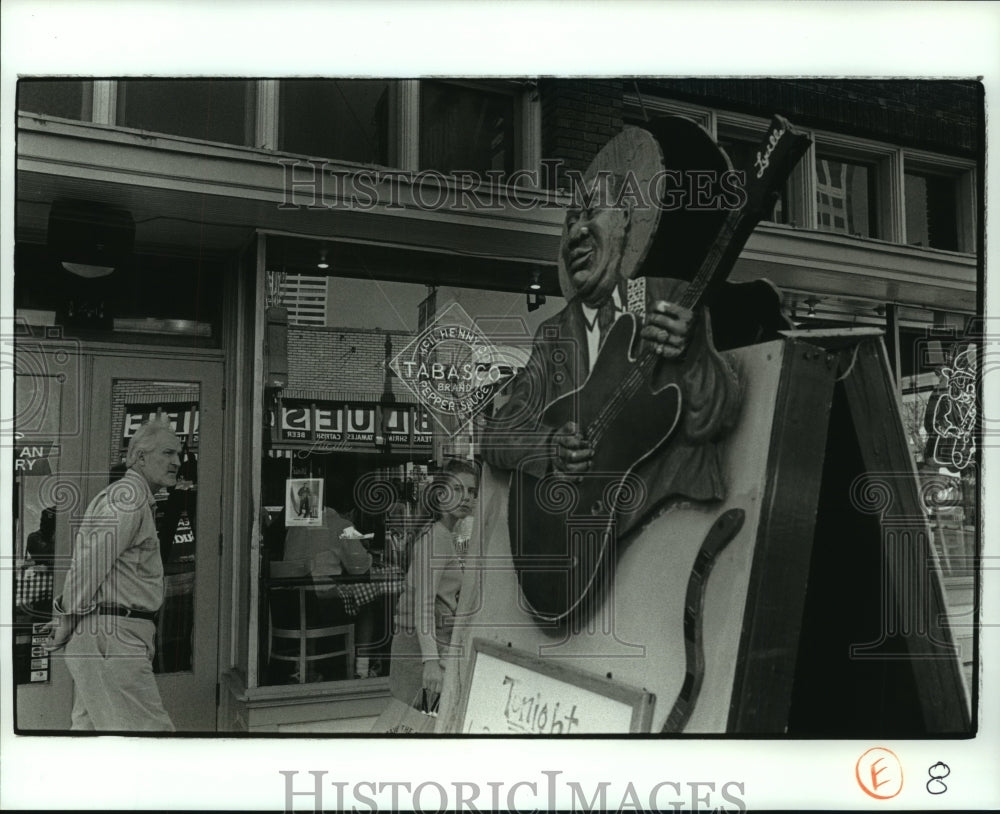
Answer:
557, 115, 731, 300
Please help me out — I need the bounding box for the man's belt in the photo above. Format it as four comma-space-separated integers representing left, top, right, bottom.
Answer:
98, 605, 157, 622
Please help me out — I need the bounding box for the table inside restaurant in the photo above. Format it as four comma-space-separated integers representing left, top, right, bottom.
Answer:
265, 564, 405, 618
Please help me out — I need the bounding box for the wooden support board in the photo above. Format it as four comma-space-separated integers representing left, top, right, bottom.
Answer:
436, 336, 971, 735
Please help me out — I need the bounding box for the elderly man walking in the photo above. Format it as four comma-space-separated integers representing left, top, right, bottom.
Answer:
44, 419, 181, 731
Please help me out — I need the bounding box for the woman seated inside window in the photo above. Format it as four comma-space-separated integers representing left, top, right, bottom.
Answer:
388, 458, 478, 710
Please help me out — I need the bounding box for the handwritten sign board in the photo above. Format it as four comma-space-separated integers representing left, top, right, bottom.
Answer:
457, 639, 655, 734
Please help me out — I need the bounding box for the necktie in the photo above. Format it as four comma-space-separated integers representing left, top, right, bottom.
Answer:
597, 298, 617, 352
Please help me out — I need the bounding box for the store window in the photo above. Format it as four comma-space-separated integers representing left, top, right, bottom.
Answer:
897, 327, 977, 578
256, 269, 559, 688
904, 171, 960, 251
117, 79, 252, 146
18, 79, 93, 121
815, 155, 879, 238
279, 79, 393, 165
420, 81, 516, 177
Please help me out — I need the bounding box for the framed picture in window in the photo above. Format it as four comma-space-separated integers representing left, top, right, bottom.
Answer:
285, 477, 323, 527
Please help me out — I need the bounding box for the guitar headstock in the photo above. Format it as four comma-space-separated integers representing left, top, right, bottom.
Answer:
741, 115, 812, 218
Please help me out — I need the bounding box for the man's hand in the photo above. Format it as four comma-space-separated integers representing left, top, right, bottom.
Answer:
551, 421, 593, 478
41, 615, 74, 652
641, 300, 694, 359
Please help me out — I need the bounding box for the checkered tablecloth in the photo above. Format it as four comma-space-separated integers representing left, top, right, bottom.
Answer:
332, 566, 404, 617
15, 568, 53, 607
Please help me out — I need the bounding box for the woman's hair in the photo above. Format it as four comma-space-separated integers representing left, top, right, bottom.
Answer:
425, 457, 480, 520
125, 417, 175, 467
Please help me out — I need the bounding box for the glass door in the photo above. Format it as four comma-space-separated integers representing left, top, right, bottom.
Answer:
89, 352, 223, 731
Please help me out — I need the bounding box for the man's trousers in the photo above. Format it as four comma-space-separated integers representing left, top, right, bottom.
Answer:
64, 614, 174, 731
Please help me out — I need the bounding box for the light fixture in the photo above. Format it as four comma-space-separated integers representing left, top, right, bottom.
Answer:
48, 200, 134, 278
529, 269, 542, 291
317, 246, 330, 270
804, 297, 820, 317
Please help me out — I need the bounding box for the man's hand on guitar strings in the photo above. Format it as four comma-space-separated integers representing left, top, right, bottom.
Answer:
551, 421, 593, 481
641, 300, 694, 359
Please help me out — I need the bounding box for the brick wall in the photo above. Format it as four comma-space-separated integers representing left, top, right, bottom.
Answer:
287, 325, 416, 399
539, 78, 625, 188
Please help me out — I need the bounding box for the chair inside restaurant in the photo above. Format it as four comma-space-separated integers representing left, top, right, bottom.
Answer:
267, 561, 356, 683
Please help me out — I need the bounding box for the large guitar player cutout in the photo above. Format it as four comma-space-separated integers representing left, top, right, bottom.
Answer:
429, 117, 812, 735
481, 115, 809, 626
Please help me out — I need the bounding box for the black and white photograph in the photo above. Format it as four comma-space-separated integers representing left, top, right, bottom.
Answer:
285, 478, 323, 527
1, 1, 997, 811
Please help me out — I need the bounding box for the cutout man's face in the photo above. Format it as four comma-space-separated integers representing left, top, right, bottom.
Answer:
560, 201, 630, 308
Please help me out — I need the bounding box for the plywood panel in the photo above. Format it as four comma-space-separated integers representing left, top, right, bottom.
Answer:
438, 340, 794, 733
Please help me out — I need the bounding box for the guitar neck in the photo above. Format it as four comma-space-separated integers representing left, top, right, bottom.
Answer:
633, 201, 760, 380
590, 115, 811, 439
678, 206, 748, 312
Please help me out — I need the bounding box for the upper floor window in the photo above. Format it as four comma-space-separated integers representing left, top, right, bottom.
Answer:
815, 155, 879, 238
117, 79, 252, 146
716, 128, 791, 225
18, 79, 93, 121
279, 79, 393, 165
624, 92, 976, 253
904, 170, 960, 251
419, 81, 516, 177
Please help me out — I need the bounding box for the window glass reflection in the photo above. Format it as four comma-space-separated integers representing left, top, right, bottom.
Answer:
816, 156, 877, 238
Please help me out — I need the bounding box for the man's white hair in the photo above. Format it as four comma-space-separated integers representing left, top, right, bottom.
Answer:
126, 417, 177, 467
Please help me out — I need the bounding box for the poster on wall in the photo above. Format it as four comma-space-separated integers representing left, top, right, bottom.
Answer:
12, 373, 64, 685
285, 477, 323, 527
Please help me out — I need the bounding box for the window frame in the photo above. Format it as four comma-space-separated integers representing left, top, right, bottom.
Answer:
623, 93, 976, 255
110, 79, 257, 148
901, 148, 976, 253
414, 78, 538, 179
23, 78, 542, 180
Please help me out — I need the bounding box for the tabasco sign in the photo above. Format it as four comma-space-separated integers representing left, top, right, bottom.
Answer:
278, 401, 432, 451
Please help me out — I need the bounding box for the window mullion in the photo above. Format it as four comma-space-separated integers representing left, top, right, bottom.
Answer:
799, 136, 818, 230
882, 147, 905, 243
92, 80, 117, 126
519, 84, 542, 178
254, 80, 279, 150
399, 80, 420, 171
956, 168, 976, 252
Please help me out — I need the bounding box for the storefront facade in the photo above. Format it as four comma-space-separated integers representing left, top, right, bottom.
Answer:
12, 78, 980, 732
